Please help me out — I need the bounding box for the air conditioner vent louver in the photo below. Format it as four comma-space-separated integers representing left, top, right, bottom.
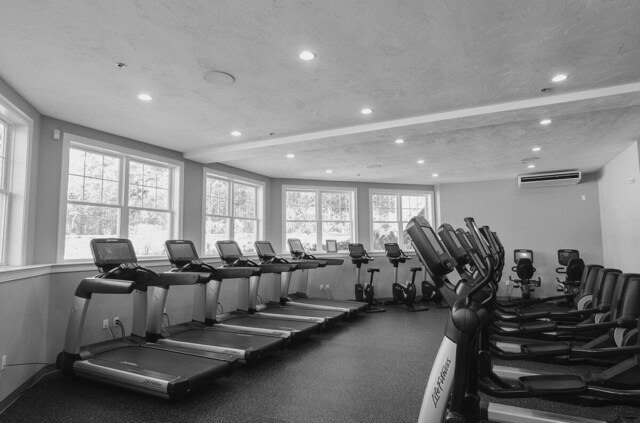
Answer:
517, 170, 581, 188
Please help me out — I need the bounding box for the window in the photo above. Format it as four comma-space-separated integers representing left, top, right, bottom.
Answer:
204, 172, 263, 256
284, 186, 356, 253
370, 190, 433, 251
60, 135, 183, 260
0, 94, 32, 266
0, 119, 8, 262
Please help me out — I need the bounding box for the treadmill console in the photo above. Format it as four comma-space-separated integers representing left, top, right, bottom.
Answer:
165, 240, 200, 267
215, 240, 257, 267
405, 216, 456, 278
287, 238, 306, 259
91, 238, 138, 272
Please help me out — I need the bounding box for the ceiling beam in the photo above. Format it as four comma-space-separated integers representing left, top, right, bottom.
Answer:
184, 82, 640, 164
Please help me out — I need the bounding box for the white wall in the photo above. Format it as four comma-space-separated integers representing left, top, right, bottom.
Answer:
597, 141, 640, 272
437, 176, 604, 298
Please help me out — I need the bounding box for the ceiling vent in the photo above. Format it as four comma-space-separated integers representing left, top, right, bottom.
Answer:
517, 170, 582, 188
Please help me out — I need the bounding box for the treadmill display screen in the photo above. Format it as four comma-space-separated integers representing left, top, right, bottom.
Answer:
288, 239, 304, 254
217, 242, 242, 259
91, 239, 137, 266
166, 242, 198, 261
255, 241, 276, 258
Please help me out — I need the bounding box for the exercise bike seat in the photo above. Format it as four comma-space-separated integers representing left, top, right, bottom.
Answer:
518, 374, 587, 395
367, 268, 380, 273
409, 266, 422, 272
520, 341, 572, 356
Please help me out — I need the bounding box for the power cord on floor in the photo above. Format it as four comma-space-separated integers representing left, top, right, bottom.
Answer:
256, 295, 263, 305
217, 303, 224, 314
107, 325, 117, 339
0, 365, 60, 415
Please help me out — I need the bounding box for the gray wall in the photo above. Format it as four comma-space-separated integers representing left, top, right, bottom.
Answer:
437, 175, 604, 298
597, 141, 640, 271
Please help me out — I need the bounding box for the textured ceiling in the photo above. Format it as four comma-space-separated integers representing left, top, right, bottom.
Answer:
1, 1, 639, 183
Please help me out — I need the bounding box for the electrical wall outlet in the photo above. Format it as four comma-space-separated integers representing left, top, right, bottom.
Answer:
326, 284, 330, 291
320, 284, 324, 291
113, 316, 120, 326
1, 355, 7, 371
102, 319, 109, 329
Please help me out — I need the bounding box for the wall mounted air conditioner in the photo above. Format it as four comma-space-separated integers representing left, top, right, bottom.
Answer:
517, 170, 582, 188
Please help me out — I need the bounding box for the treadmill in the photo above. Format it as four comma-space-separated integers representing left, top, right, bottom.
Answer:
255, 241, 351, 321
167, 240, 319, 340
252, 240, 346, 322
56, 238, 238, 400
285, 238, 368, 315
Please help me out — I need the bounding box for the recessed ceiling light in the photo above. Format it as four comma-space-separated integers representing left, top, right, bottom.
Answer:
528, 164, 536, 169
231, 130, 242, 137
552, 74, 568, 83
432, 173, 439, 177
361, 107, 373, 115
299, 51, 316, 61
137, 93, 152, 101
116, 62, 127, 69
417, 159, 425, 164
540, 119, 552, 125
326, 169, 333, 174
532, 147, 542, 152
286, 153, 295, 159
395, 139, 404, 144
203, 70, 235, 85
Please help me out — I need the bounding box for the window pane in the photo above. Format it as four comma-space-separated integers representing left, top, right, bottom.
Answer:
372, 222, 399, 251
205, 216, 230, 255
321, 192, 351, 221
128, 161, 171, 211
128, 209, 171, 256
372, 194, 397, 221
68, 149, 86, 176
233, 183, 256, 218
321, 221, 351, 252
286, 221, 317, 251
401, 195, 426, 222
206, 178, 229, 216
64, 204, 119, 259
286, 191, 316, 221
234, 218, 257, 253
68, 148, 121, 205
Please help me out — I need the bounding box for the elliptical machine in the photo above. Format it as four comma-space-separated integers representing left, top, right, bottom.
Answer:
508, 249, 541, 300
384, 243, 428, 312
349, 243, 385, 313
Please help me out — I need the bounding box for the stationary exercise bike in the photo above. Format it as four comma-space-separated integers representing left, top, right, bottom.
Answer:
384, 243, 428, 312
555, 249, 585, 306
508, 249, 541, 300
349, 243, 385, 313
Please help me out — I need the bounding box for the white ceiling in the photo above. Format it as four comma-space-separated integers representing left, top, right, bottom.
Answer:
1, 1, 640, 184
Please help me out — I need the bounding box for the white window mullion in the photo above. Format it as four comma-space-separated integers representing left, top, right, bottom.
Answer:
121, 157, 130, 238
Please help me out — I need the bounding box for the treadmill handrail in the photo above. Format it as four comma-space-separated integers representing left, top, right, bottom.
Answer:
74, 277, 135, 299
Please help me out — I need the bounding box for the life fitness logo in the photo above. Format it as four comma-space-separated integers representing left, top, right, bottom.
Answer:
432, 358, 452, 407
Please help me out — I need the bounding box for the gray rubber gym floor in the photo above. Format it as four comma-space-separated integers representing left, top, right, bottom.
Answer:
2, 306, 640, 422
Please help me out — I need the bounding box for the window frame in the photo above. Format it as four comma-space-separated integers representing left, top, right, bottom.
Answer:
282, 184, 358, 254
202, 169, 265, 257
369, 188, 434, 252
0, 93, 33, 267
57, 133, 184, 262
0, 118, 10, 264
